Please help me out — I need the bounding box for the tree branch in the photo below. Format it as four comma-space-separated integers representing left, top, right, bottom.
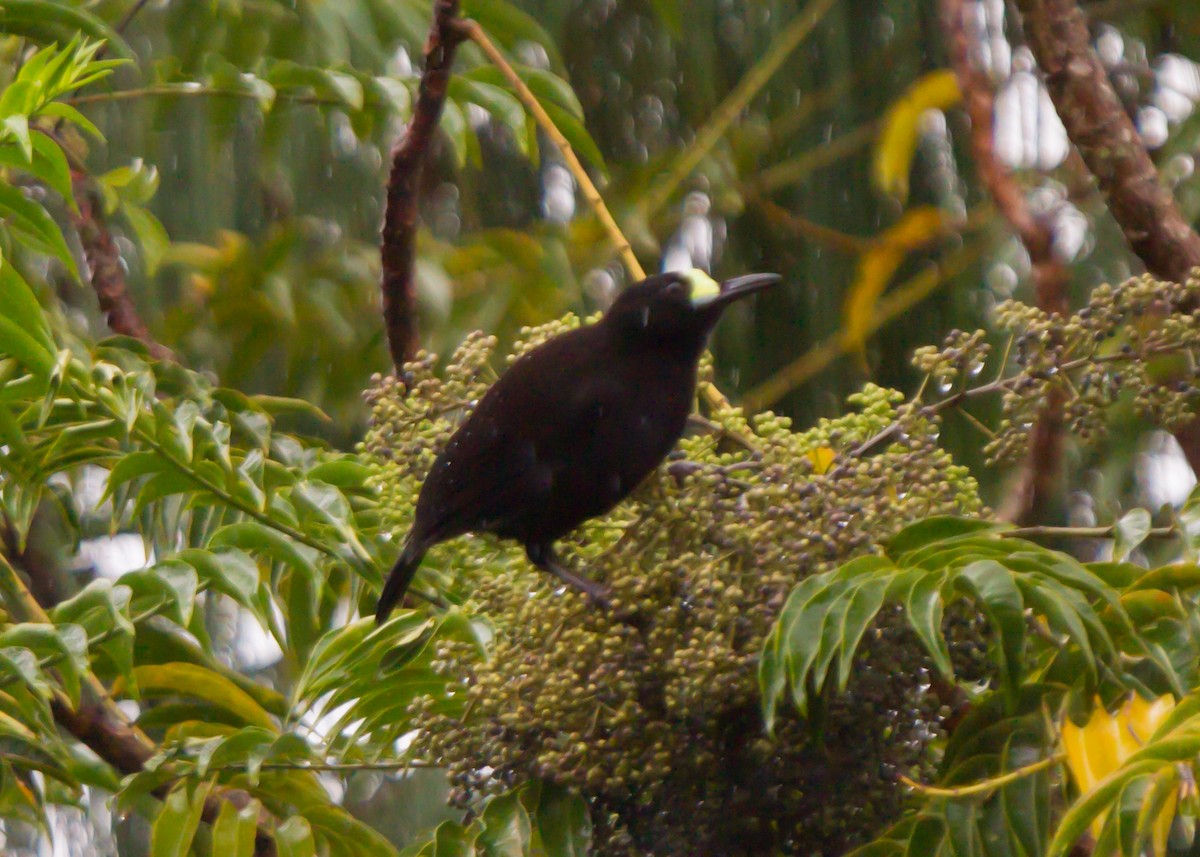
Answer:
1013, 0, 1200, 476
69, 171, 174, 361
0, 555, 277, 855
380, 0, 465, 370
1013, 0, 1200, 284
941, 0, 1070, 524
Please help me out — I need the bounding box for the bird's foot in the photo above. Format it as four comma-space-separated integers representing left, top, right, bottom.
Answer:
547, 564, 613, 609
527, 544, 647, 629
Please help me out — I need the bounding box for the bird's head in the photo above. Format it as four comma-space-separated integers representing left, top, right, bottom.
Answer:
604, 268, 781, 353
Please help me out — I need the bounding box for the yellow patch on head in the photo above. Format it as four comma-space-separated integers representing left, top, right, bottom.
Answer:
682, 268, 721, 307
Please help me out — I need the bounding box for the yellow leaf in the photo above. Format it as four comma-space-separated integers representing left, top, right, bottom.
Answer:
806, 446, 836, 474
873, 70, 962, 202
842, 207, 946, 361
1062, 695, 1176, 850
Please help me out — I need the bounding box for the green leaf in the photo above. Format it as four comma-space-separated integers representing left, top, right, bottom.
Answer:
430, 819, 476, 857
123, 203, 171, 276
0, 623, 87, 706
1128, 563, 1200, 592
178, 547, 262, 613
541, 100, 606, 175
103, 450, 169, 500
0, 132, 73, 205
461, 0, 564, 70
275, 816, 316, 857
833, 574, 891, 690
536, 784, 591, 857
51, 580, 134, 687
464, 66, 584, 120
266, 62, 364, 110
305, 459, 372, 489
454, 78, 529, 157
151, 779, 212, 857
887, 517, 1005, 559
0, 5, 133, 60
302, 804, 399, 856
209, 521, 320, 580
1046, 759, 1163, 857
212, 798, 260, 857
479, 791, 532, 856
956, 560, 1026, 708
118, 560, 199, 627
0, 179, 78, 277
904, 570, 953, 677
0, 257, 53, 353
130, 663, 278, 731
39, 102, 103, 140
1113, 509, 1152, 562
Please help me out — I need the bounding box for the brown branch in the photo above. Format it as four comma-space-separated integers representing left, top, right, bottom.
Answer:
1013, 0, 1200, 476
0, 555, 277, 855
380, 0, 465, 370
1013, 0, 1200, 284
69, 170, 173, 361
941, 0, 1070, 525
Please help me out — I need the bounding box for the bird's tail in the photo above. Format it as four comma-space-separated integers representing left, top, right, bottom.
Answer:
375, 537, 427, 625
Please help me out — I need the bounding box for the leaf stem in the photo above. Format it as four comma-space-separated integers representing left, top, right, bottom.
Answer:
65, 84, 339, 108
1003, 524, 1177, 541
899, 751, 1066, 797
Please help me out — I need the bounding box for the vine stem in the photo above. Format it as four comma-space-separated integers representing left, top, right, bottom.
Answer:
899, 752, 1066, 798
458, 19, 642, 283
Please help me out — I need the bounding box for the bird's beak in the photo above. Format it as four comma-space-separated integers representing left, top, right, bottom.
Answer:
709, 272, 781, 308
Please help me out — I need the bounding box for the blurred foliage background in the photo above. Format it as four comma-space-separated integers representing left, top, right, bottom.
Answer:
4, 0, 1200, 853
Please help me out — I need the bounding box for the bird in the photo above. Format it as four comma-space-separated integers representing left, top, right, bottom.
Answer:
375, 268, 780, 624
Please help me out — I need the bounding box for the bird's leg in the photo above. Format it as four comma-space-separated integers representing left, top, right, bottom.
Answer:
526, 543, 612, 608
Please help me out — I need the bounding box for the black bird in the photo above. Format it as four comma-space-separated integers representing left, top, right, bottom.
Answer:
375, 269, 780, 624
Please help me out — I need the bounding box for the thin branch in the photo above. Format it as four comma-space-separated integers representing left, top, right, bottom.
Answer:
941, 0, 1069, 525
212, 759, 436, 773
743, 241, 980, 411
752, 195, 873, 255
115, 0, 153, 33
68, 168, 174, 361
635, 0, 839, 220
381, 0, 466, 370
747, 121, 880, 195
1014, 0, 1200, 477
460, 19, 751, 415
1002, 524, 1177, 540
899, 752, 1066, 798
458, 19, 643, 282
850, 341, 1188, 457
65, 85, 342, 108
1014, 0, 1200, 285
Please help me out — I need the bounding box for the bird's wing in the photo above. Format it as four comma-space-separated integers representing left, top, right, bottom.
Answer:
413, 329, 610, 539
